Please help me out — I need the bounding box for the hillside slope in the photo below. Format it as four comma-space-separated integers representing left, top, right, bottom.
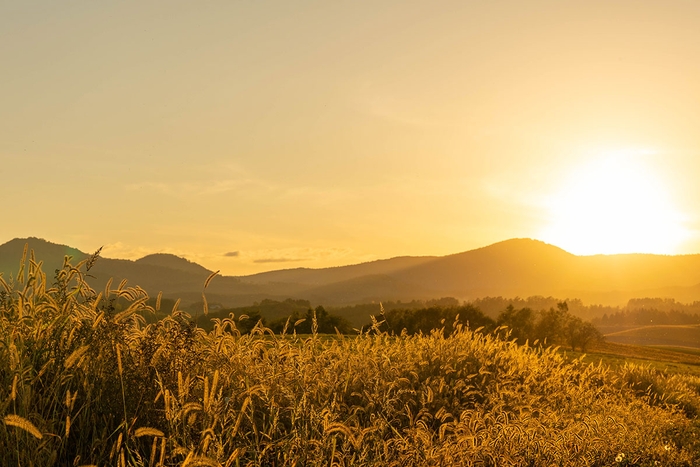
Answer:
604, 324, 700, 348
4, 237, 700, 308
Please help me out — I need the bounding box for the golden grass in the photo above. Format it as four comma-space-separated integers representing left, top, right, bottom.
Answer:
1, 251, 699, 466
3, 415, 43, 440
134, 427, 165, 438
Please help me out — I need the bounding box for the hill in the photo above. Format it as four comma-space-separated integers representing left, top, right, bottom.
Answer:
391, 238, 577, 297
0, 237, 88, 278
237, 239, 700, 306
4, 237, 700, 312
603, 324, 700, 349
0, 238, 265, 305
242, 255, 436, 286
135, 253, 212, 276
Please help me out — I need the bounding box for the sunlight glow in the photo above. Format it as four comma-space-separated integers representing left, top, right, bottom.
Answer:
540, 149, 689, 255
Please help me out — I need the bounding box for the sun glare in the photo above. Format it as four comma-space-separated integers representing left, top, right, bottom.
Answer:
540, 149, 688, 255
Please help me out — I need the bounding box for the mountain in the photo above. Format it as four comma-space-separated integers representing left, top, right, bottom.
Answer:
300, 274, 437, 304
0, 238, 263, 304
135, 253, 212, 276
242, 256, 437, 286
392, 238, 577, 298
0, 237, 88, 278
3, 237, 700, 309
234, 238, 700, 305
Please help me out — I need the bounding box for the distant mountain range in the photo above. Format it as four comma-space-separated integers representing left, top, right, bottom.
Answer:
2, 237, 700, 307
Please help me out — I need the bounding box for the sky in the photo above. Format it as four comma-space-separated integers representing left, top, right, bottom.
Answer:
2, 1, 700, 275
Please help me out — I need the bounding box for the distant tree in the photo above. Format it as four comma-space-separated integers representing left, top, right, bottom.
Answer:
380, 305, 495, 336
533, 301, 568, 345
497, 305, 535, 344
562, 315, 602, 352
496, 301, 601, 351
593, 306, 700, 327
268, 310, 304, 334
575, 321, 602, 352
236, 309, 264, 334
268, 306, 352, 334
305, 305, 352, 334
426, 297, 460, 308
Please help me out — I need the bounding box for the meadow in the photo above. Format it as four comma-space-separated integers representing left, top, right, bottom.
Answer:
1, 250, 700, 466
603, 325, 700, 349
564, 341, 700, 379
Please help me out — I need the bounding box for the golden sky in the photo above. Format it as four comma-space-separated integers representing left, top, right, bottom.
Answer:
2, 1, 700, 275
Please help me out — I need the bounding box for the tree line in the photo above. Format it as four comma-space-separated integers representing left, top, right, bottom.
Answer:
594, 303, 700, 327
374, 301, 601, 352
147, 296, 602, 351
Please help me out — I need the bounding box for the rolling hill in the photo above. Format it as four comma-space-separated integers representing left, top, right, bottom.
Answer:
0, 237, 88, 277
3, 237, 700, 310
604, 324, 700, 349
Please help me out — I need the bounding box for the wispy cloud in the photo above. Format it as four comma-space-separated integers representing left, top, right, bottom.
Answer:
123, 161, 277, 197
81, 240, 367, 275
246, 247, 354, 266
101, 242, 156, 260
124, 177, 274, 197
101, 241, 198, 263
253, 257, 304, 264
355, 88, 462, 129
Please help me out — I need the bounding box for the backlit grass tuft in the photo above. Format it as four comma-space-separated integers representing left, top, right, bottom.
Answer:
1, 251, 699, 466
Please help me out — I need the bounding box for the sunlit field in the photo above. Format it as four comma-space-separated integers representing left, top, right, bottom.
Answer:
2, 253, 700, 466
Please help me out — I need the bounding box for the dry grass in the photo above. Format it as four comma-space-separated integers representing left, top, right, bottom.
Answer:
605, 325, 700, 348
0, 251, 699, 466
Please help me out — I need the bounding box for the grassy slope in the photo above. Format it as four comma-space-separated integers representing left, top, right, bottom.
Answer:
603, 324, 700, 348
563, 340, 700, 378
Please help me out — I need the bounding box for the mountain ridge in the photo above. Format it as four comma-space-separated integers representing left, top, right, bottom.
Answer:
2, 237, 700, 308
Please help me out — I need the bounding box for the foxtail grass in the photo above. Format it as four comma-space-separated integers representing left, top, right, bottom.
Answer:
0, 250, 699, 466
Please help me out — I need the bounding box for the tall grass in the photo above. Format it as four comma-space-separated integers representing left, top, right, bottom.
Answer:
1, 252, 699, 466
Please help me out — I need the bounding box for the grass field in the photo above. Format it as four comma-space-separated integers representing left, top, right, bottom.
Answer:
652, 346, 700, 357
2, 254, 700, 466
603, 324, 700, 349
562, 340, 700, 378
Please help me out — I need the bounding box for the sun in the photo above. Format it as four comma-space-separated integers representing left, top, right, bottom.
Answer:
540, 149, 688, 255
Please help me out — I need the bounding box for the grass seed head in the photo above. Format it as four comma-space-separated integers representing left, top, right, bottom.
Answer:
3, 414, 43, 439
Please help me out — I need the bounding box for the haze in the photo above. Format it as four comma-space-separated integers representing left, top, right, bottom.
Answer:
2, 1, 700, 275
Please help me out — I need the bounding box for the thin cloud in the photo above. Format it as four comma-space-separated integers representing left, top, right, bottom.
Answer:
224, 251, 240, 257
253, 257, 305, 264
124, 179, 270, 197
101, 242, 155, 260
123, 163, 278, 198
249, 247, 354, 265
124, 182, 174, 195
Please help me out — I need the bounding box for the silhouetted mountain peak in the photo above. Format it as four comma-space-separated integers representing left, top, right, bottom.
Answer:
468, 238, 574, 258
135, 253, 212, 275
4, 236, 700, 308
0, 236, 87, 255
0, 237, 88, 275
